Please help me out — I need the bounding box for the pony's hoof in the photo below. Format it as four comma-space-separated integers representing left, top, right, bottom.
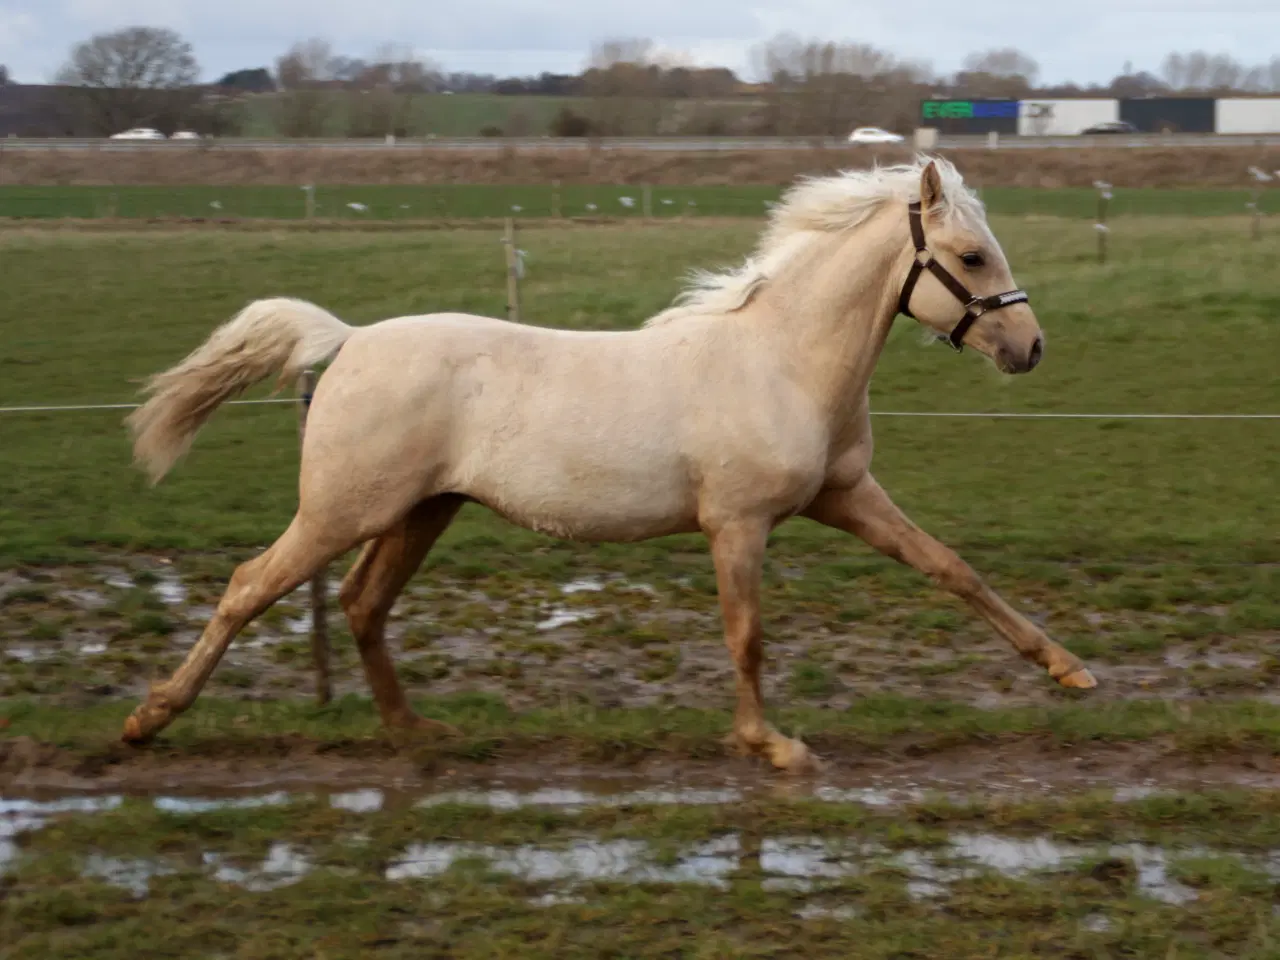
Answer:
387, 713, 460, 737
120, 700, 171, 744
770, 737, 824, 775
1057, 668, 1098, 689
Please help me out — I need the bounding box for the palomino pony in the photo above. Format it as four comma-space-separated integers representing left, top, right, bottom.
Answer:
120, 157, 1096, 771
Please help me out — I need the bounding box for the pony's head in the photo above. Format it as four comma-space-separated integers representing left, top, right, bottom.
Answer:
898, 159, 1044, 374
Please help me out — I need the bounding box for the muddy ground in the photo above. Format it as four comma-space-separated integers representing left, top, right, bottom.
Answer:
4, 731, 1279, 800
3, 145, 1278, 187
3, 553, 1279, 797
4, 554, 1277, 716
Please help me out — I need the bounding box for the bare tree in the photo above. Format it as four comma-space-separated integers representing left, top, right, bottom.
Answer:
0, 64, 10, 86
345, 45, 440, 137
746, 33, 930, 136
961, 47, 1039, 85
589, 38, 656, 69
273, 38, 342, 137
54, 27, 201, 135
275, 38, 340, 90
581, 37, 664, 134
1160, 50, 1270, 92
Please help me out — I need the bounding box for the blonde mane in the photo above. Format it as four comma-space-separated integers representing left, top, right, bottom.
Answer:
644, 155, 985, 328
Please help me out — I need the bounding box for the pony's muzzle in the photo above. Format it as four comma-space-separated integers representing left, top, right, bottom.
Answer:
999, 334, 1044, 374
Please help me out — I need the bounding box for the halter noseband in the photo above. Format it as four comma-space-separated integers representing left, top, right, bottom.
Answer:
897, 201, 1030, 352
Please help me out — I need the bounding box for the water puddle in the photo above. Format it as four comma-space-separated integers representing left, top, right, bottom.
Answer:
0, 789, 1253, 908
386, 836, 740, 889
285, 615, 311, 635
153, 574, 188, 606
535, 608, 597, 631
82, 854, 175, 898
415, 786, 743, 812
560, 578, 605, 595
330, 789, 384, 813
154, 791, 295, 814
60, 588, 110, 611
102, 572, 135, 591
1, 796, 123, 873
205, 843, 311, 892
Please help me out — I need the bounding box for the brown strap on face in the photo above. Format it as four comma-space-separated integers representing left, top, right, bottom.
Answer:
897, 202, 1029, 352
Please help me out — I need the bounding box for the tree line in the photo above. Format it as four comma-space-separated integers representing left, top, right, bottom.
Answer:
4, 26, 1278, 138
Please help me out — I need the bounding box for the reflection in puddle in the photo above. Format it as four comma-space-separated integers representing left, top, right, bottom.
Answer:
154, 791, 297, 814
561, 578, 605, 595
795, 903, 860, 921
83, 854, 175, 898
387, 836, 739, 889
762, 837, 873, 880
934, 834, 1199, 906
205, 843, 312, 892
330, 789, 384, 813
61, 588, 110, 610
0, 791, 1251, 908
535, 608, 597, 631
813, 786, 924, 807
416, 786, 743, 812
153, 574, 188, 606
1, 797, 123, 874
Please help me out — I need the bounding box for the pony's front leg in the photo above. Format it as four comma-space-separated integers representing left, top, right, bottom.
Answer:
706, 518, 821, 773
804, 476, 1096, 689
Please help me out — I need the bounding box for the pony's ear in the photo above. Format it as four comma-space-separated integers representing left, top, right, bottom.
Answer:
920, 160, 944, 216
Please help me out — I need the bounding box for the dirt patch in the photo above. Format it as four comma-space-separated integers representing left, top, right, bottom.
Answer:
3, 733, 1277, 798
2, 145, 1277, 187
4, 557, 1279, 716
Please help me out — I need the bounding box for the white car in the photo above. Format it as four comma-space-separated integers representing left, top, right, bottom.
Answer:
847, 126, 905, 144
170, 130, 201, 140
109, 127, 166, 140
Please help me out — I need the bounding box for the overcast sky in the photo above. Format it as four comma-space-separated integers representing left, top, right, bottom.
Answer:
1, 0, 1276, 86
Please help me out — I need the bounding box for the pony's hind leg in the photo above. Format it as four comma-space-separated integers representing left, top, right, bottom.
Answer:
121, 511, 360, 744
339, 495, 464, 734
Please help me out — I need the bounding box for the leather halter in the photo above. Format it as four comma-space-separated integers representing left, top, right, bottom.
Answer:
897, 201, 1030, 352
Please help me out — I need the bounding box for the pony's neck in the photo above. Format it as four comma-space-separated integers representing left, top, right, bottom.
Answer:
755, 206, 907, 422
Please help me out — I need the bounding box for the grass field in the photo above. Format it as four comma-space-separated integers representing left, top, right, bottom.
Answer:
0, 183, 1267, 221
229, 92, 762, 138
238, 92, 586, 138
3, 210, 1280, 957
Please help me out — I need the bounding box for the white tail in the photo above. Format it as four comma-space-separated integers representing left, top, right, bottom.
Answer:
127, 297, 354, 484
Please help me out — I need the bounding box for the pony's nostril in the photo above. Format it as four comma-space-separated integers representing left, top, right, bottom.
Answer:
1027, 336, 1044, 370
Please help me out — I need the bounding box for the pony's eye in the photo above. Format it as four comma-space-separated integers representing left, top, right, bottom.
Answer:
960, 252, 985, 269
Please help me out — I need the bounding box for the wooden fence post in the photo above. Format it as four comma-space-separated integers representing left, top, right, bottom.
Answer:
503, 217, 522, 324
1094, 181, 1112, 264
297, 368, 331, 706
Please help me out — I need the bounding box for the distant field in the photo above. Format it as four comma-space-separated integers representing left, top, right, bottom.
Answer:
234, 92, 761, 138
0, 184, 1266, 221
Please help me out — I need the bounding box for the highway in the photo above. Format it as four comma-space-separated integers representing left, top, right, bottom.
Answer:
2, 133, 1279, 152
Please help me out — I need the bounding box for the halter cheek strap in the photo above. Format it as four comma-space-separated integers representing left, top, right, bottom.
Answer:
897, 201, 1030, 352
